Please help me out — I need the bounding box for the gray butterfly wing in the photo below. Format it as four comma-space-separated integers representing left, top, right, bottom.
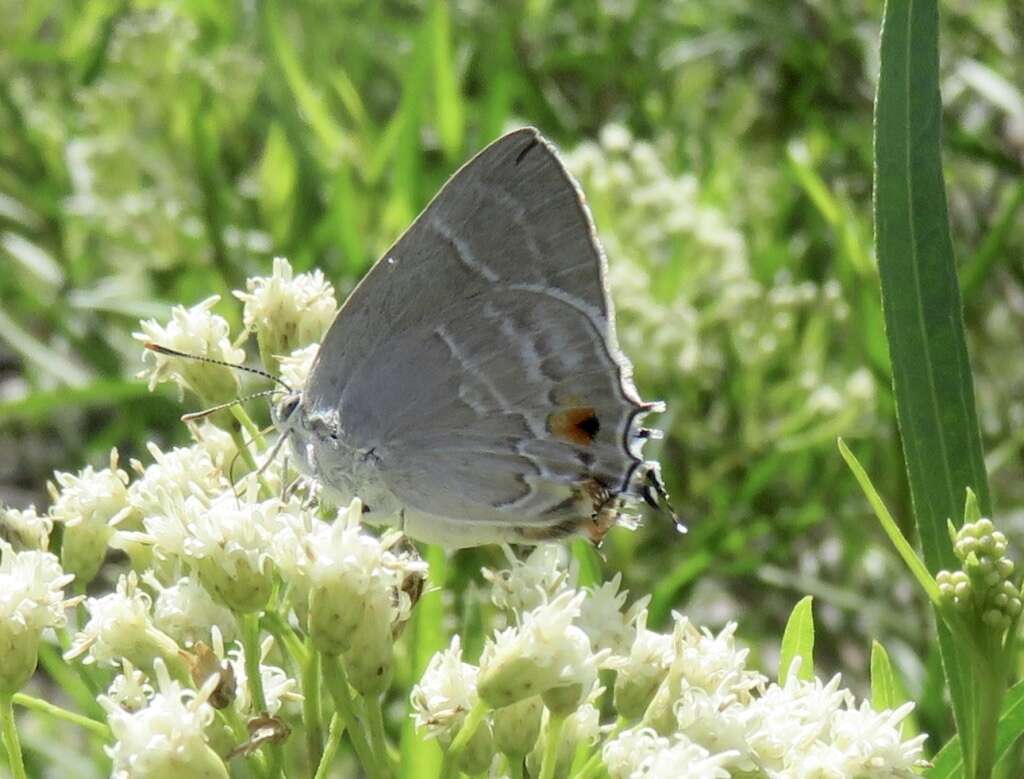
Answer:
306, 128, 656, 530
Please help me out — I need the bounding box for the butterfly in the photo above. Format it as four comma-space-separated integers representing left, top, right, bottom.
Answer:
271, 128, 672, 548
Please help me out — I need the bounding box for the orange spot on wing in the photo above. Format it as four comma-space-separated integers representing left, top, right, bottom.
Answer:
547, 406, 600, 446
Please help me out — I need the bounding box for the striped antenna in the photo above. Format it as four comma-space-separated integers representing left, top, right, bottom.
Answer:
143, 342, 293, 392
181, 389, 283, 423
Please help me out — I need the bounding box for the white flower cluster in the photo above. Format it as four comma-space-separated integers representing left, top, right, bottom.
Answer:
565, 126, 877, 459
65, 5, 265, 273
0, 542, 77, 694
412, 546, 927, 778
234, 256, 338, 371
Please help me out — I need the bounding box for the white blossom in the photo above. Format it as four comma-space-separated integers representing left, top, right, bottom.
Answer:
134, 295, 246, 403
411, 635, 479, 744
101, 658, 228, 779
233, 256, 337, 368
149, 575, 239, 646
0, 504, 53, 551
48, 449, 129, 583
65, 571, 179, 670
482, 544, 572, 615
0, 543, 77, 693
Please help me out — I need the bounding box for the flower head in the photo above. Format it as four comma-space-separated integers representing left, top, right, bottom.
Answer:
0, 504, 53, 551
149, 575, 239, 647
101, 658, 228, 779
48, 449, 129, 583
482, 544, 572, 615
233, 257, 336, 371
478, 589, 605, 711
411, 635, 479, 745
134, 296, 246, 404
0, 543, 77, 693
65, 571, 179, 671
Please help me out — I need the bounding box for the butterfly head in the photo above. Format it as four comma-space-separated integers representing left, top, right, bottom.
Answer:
271, 391, 304, 432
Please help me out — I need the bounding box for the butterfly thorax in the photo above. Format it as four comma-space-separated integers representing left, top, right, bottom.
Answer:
274, 395, 404, 520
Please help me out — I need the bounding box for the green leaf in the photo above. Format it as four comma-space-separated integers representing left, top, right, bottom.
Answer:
870, 640, 905, 711
778, 596, 814, 684
927, 679, 1024, 779
838, 439, 941, 605
874, 0, 991, 765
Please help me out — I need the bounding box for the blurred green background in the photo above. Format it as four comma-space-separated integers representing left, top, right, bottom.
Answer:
2, 0, 1022, 750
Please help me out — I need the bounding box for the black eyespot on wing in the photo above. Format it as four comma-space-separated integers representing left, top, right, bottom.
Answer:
576, 413, 600, 439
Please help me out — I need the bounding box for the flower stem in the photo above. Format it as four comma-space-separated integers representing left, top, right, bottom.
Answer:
323, 657, 384, 779
302, 645, 324, 771
364, 694, 392, 772
446, 699, 488, 765
242, 614, 269, 713
0, 695, 27, 779
313, 713, 345, 779
538, 712, 566, 779
973, 633, 1004, 779
241, 614, 285, 779
12, 693, 110, 739
508, 755, 525, 779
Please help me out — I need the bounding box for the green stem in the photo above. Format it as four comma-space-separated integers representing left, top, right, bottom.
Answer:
242, 614, 284, 779
508, 755, 525, 779
446, 699, 488, 763
242, 614, 269, 713
302, 647, 324, 772
313, 713, 345, 779
538, 712, 566, 779
973, 634, 1004, 779
364, 694, 392, 771
323, 657, 384, 779
230, 427, 259, 472
12, 694, 110, 739
0, 695, 27, 779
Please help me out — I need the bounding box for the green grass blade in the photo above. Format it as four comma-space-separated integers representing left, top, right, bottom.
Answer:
429, 0, 464, 161
398, 545, 447, 779
874, 0, 991, 765
926, 679, 1024, 779
778, 596, 814, 684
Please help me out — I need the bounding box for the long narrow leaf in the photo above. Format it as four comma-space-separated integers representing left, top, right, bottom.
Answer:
874, 0, 991, 762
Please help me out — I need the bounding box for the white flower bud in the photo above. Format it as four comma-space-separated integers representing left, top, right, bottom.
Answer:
0, 504, 52, 551
491, 696, 543, 758
233, 257, 337, 371
0, 544, 76, 693
48, 449, 128, 584
478, 590, 604, 710
65, 571, 180, 671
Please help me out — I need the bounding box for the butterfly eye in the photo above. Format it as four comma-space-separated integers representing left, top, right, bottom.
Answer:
276, 394, 301, 423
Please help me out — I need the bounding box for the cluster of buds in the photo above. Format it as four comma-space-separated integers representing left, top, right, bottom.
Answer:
938, 516, 1022, 632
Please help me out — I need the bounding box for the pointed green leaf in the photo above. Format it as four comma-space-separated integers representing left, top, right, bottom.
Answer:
870, 641, 906, 711
874, 0, 992, 763
779, 596, 814, 684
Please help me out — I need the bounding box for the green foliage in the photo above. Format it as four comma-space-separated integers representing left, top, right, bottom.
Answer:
874, 0, 995, 772
1, 0, 1023, 775
779, 596, 815, 684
